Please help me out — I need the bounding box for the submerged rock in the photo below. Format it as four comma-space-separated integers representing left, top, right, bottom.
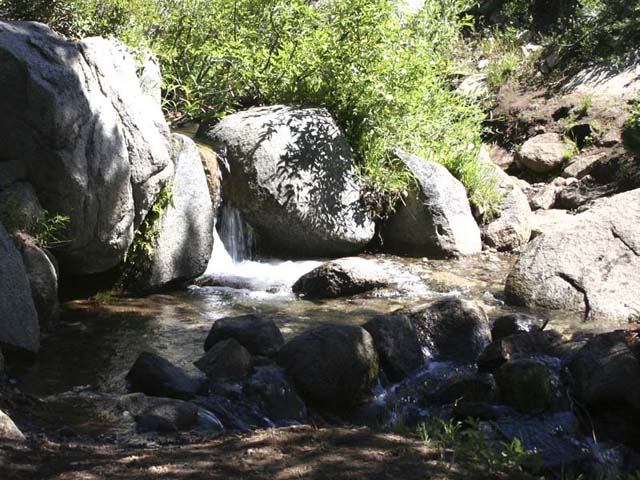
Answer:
0, 224, 39, 352
505, 189, 640, 324
277, 325, 379, 412
381, 149, 482, 258
132, 134, 214, 292
126, 351, 203, 400
204, 315, 284, 357
518, 133, 567, 173
195, 339, 253, 383
292, 257, 388, 299
399, 298, 491, 363
200, 105, 375, 257
0, 409, 24, 441
0, 21, 174, 274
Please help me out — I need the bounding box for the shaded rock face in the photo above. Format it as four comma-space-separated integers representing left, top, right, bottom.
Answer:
126, 352, 204, 400
518, 133, 567, 173
195, 339, 253, 383
0, 409, 24, 441
15, 234, 59, 327
505, 189, 640, 324
478, 331, 563, 372
0, 224, 39, 352
495, 358, 553, 413
382, 150, 482, 258
204, 315, 284, 357
133, 134, 214, 292
0, 182, 44, 233
200, 105, 375, 257
399, 298, 491, 363
0, 21, 174, 274
567, 330, 640, 446
116, 393, 199, 433
362, 315, 424, 382
277, 325, 379, 412
481, 151, 532, 250
428, 372, 496, 405
491, 313, 546, 341
292, 257, 388, 299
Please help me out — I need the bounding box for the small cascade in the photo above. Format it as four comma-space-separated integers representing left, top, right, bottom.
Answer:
203, 205, 321, 293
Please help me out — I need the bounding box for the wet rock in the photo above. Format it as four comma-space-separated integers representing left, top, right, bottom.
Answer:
567, 330, 640, 446
0, 409, 24, 441
478, 331, 564, 371
126, 351, 203, 400
481, 151, 532, 250
491, 313, 546, 341
193, 395, 271, 432
0, 21, 174, 274
400, 298, 491, 363
292, 257, 388, 299
132, 134, 214, 292
277, 325, 378, 412
204, 315, 284, 357
452, 402, 503, 422
195, 339, 253, 383
363, 314, 424, 382
243, 365, 307, 425
14, 233, 59, 327
518, 133, 567, 173
505, 189, 640, 324
495, 358, 553, 413
116, 393, 199, 433
200, 105, 374, 257
428, 372, 496, 405
0, 224, 39, 352
381, 149, 482, 258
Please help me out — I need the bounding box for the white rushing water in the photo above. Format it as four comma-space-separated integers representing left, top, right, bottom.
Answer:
203, 206, 322, 293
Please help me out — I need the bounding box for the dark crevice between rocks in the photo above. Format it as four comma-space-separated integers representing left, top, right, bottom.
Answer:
611, 227, 640, 256
557, 273, 591, 322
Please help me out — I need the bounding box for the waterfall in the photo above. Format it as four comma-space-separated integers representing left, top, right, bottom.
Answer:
203, 205, 322, 292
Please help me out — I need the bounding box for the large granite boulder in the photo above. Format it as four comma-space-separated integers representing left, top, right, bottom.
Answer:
277, 325, 379, 412
132, 134, 214, 292
381, 149, 481, 258
0, 224, 39, 352
398, 298, 491, 364
505, 189, 640, 324
0, 21, 174, 274
292, 257, 388, 299
199, 105, 375, 257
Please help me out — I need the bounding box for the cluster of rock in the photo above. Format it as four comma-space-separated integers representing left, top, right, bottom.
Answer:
0, 21, 215, 353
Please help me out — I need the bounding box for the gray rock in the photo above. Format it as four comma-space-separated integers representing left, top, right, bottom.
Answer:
204, 315, 284, 357
527, 183, 558, 210
457, 74, 488, 98
194, 339, 253, 383
136, 48, 162, 108
428, 372, 496, 405
292, 257, 388, 299
14, 234, 59, 327
491, 313, 546, 341
0, 21, 174, 274
382, 149, 481, 257
277, 325, 379, 412
478, 331, 564, 371
0, 224, 39, 352
505, 189, 640, 324
562, 151, 607, 179
518, 133, 567, 173
133, 134, 214, 292
529, 208, 572, 239
0, 409, 25, 441
363, 314, 424, 382
200, 105, 374, 257
567, 330, 640, 446
126, 351, 203, 400
562, 63, 640, 101
0, 182, 44, 233
495, 358, 553, 413
481, 151, 532, 250
399, 298, 491, 363
116, 393, 199, 433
